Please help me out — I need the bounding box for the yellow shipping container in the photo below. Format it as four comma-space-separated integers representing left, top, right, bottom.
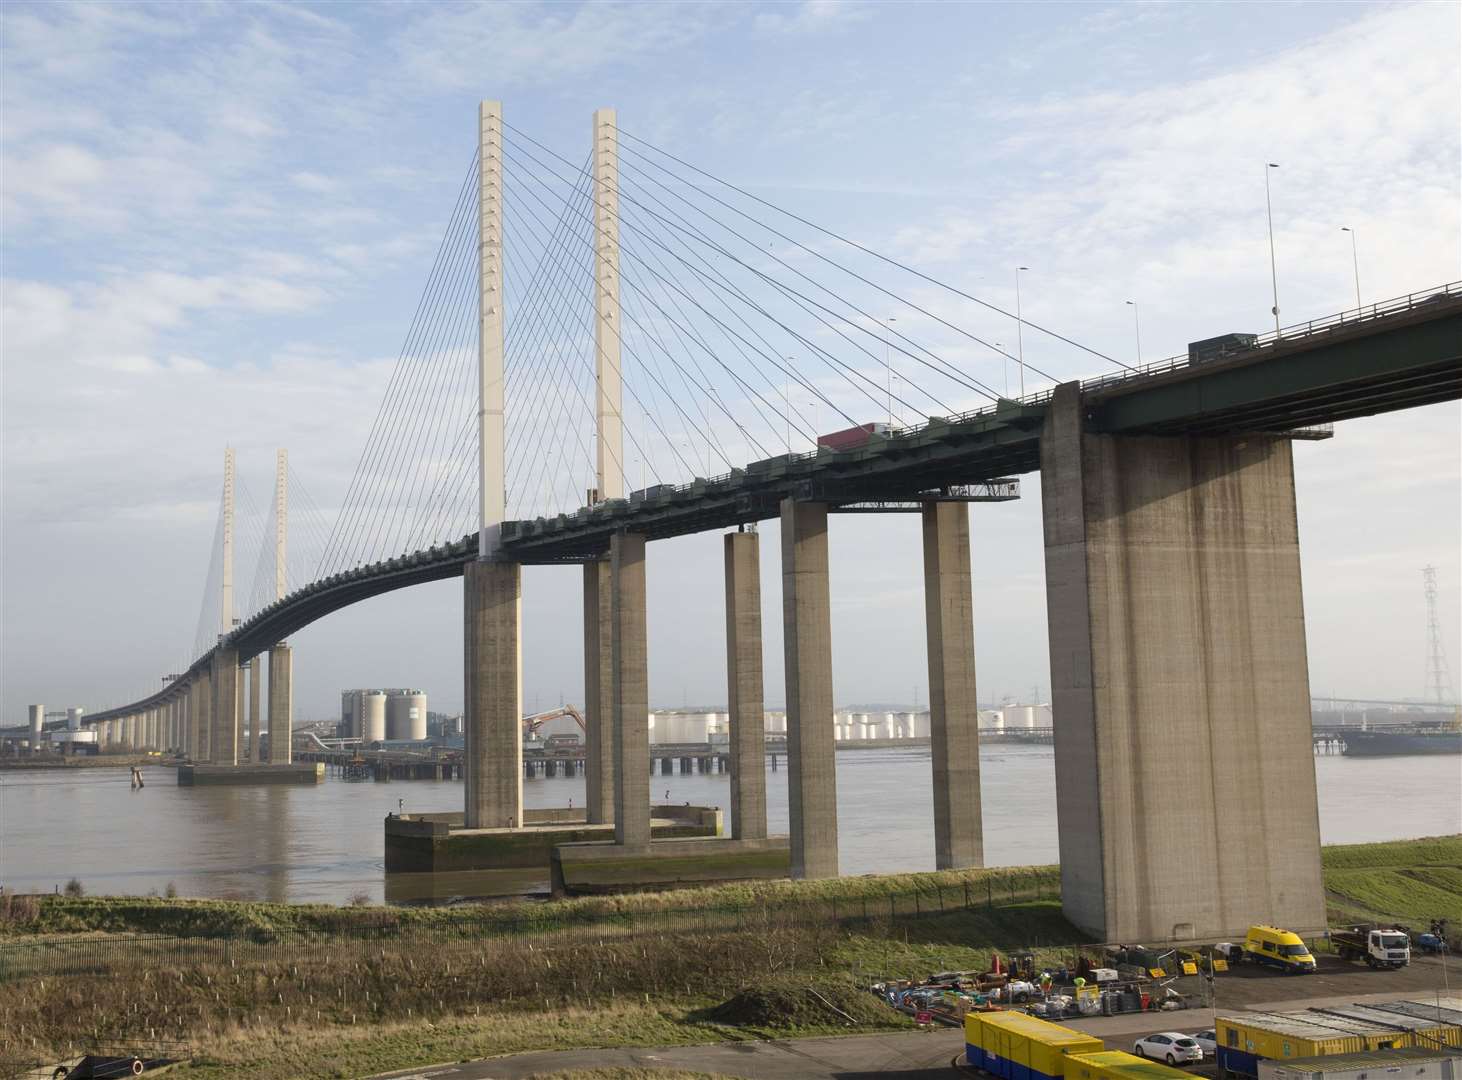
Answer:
1068, 1050, 1194, 1080
966, 1010, 1105, 1080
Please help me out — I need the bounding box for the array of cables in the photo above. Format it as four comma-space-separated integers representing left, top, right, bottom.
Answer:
310, 122, 1121, 575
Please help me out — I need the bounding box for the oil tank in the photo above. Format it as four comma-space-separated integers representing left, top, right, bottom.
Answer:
28, 705, 43, 738
66, 708, 84, 731
358, 691, 387, 743
386, 691, 427, 741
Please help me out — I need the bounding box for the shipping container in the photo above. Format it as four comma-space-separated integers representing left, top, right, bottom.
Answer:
1260, 1047, 1459, 1080
965, 1010, 1104, 1080
817, 422, 891, 452
1066, 1050, 1194, 1080
1217, 999, 1462, 1079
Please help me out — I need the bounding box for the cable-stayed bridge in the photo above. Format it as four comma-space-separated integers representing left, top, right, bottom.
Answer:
14, 103, 1461, 944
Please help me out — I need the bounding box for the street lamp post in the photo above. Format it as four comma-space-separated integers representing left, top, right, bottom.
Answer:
1015, 267, 1029, 397
1340, 227, 1361, 309
1265, 163, 1281, 334
1125, 300, 1143, 366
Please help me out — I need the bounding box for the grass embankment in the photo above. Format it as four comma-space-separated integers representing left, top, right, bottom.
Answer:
3, 838, 1455, 1079
0, 864, 1073, 1079
1321, 835, 1462, 927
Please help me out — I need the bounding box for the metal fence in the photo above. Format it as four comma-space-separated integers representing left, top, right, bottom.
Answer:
0, 870, 1060, 981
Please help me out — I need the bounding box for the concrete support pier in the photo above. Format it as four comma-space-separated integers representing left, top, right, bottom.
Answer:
610, 533, 650, 849
464, 560, 522, 830
922, 502, 984, 870
724, 530, 768, 841
267, 644, 293, 764
780, 499, 838, 879
211, 649, 239, 765
583, 560, 615, 826
196, 668, 212, 762
1040, 381, 1325, 943
248, 657, 262, 762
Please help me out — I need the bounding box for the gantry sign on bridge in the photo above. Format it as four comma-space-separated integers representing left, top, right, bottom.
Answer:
44, 100, 1462, 945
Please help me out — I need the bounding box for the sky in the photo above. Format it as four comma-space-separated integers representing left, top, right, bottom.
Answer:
2, 0, 1459, 724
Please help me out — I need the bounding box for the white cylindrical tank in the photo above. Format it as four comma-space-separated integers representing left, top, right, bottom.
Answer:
66, 708, 84, 731
387, 691, 427, 740
28, 705, 43, 738
358, 691, 387, 743
913, 711, 931, 738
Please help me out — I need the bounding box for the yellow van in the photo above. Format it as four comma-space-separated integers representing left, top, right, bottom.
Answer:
1242, 925, 1316, 974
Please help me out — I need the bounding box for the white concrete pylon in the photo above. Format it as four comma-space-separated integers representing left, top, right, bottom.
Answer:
275, 449, 288, 600
221, 447, 235, 635
478, 100, 505, 558
593, 107, 623, 502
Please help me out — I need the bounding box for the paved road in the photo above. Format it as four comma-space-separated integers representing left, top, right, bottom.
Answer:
369, 982, 1458, 1080
370, 1029, 966, 1080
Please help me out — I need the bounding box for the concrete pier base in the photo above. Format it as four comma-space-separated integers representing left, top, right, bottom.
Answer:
1041, 381, 1325, 942
464, 560, 522, 829
781, 499, 838, 879
922, 501, 983, 870
583, 559, 615, 826
551, 836, 791, 896
384, 804, 722, 877
725, 531, 768, 840
267, 644, 292, 764
178, 762, 323, 785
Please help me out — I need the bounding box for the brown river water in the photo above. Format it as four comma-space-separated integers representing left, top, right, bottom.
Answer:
1, 745, 1457, 903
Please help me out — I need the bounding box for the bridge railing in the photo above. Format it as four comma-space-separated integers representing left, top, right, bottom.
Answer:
1081, 280, 1462, 391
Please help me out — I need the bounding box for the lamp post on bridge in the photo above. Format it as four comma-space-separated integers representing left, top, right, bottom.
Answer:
1340, 226, 1362, 309
1125, 300, 1143, 366
1015, 268, 1029, 397
1265, 162, 1281, 335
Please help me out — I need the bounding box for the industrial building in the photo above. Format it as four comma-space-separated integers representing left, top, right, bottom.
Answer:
339, 689, 428, 743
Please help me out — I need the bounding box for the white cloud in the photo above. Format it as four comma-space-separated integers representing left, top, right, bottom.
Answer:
754, 0, 870, 35
290, 170, 338, 194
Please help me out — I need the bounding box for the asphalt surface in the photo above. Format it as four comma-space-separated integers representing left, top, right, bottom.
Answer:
368, 957, 1458, 1080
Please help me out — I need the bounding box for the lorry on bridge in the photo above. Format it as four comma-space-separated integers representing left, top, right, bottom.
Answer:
1329, 925, 1411, 968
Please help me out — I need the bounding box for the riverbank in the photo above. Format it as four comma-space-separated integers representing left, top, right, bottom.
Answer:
0, 752, 163, 771
0, 836, 1455, 1080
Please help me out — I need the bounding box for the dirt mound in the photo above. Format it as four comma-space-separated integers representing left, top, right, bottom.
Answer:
700, 978, 894, 1029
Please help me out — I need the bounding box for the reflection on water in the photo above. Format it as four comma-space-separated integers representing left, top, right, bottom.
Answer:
1, 746, 1457, 904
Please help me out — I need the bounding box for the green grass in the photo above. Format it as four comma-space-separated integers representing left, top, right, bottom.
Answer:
1319, 835, 1462, 927
2, 863, 1061, 937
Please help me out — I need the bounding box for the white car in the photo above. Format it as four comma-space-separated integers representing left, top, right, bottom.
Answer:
1134, 1033, 1204, 1065
1191, 1030, 1218, 1057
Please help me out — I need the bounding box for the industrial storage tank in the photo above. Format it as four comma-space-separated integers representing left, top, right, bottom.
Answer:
341, 691, 357, 738
358, 691, 387, 743
66, 708, 84, 731
386, 691, 427, 740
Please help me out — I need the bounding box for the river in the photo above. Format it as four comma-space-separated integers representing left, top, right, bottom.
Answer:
1, 746, 1457, 904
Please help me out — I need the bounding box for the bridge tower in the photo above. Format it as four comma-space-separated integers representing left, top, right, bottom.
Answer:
212, 448, 241, 765
583, 107, 626, 827
268, 449, 294, 764
463, 99, 523, 830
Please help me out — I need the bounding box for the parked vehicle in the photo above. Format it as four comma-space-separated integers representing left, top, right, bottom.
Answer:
1134, 1033, 1204, 1065
1329, 925, 1410, 969
1240, 925, 1317, 974
1191, 1030, 1218, 1057
1414, 932, 1448, 955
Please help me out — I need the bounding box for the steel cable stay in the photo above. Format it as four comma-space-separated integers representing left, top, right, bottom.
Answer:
500, 177, 600, 515
607, 161, 973, 414
611, 125, 1132, 376
499, 153, 669, 497
614, 165, 975, 418
500, 143, 728, 479
612, 152, 1006, 405
500, 173, 649, 510
324, 154, 478, 573
354, 189, 482, 567
316, 149, 480, 579
502, 134, 893, 451
503, 137, 786, 472
499, 154, 600, 503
